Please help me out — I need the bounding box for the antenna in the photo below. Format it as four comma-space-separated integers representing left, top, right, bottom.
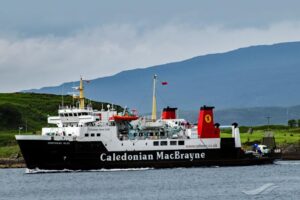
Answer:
89, 99, 92, 107
123, 106, 127, 115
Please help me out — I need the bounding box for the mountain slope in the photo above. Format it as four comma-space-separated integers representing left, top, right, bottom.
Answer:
25, 41, 300, 114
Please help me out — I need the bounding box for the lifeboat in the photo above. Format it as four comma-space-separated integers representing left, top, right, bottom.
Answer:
111, 108, 139, 121
112, 115, 139, 121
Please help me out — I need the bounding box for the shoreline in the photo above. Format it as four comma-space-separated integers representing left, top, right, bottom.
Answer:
0, 158, 25, 168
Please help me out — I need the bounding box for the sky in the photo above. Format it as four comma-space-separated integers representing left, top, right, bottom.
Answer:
1, 0, 300, 92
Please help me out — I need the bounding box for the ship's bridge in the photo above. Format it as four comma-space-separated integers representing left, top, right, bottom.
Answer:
58, 105, 93, 116
47, 105, 118, 127
48, 106, 97, 127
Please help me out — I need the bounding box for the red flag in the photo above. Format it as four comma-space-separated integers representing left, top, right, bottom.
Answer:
161, 81, 168, 85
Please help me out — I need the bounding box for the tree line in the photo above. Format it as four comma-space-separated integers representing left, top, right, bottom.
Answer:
288, 119, 300, 128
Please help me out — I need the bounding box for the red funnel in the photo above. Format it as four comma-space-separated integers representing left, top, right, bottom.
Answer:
162, 107, 177, 119
197, 106, 220, 138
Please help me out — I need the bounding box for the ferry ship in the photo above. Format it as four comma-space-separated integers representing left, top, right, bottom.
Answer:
16, 76, 275, 170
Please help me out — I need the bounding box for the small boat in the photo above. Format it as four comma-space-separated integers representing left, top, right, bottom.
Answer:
111, 107, 139, 121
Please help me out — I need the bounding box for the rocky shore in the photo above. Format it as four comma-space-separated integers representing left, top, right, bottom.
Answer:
0, 158, 25, 168
281, 144, 300, 160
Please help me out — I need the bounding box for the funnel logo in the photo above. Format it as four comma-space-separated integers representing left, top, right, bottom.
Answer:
204, 114, 212, 123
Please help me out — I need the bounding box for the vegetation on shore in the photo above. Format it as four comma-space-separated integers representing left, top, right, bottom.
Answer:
221, 126, 300, 149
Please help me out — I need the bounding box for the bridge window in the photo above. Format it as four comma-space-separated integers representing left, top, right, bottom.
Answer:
178, 141, 185, 145
84, 133, 89, 137
91, 133, 95, 137
170, 141, 177, 145
74, 113, 78, 116
160, 141, 167, 146
97, 133, 101, 137
153, 141, 159, 146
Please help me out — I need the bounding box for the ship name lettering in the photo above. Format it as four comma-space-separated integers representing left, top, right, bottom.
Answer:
100, 152, 205, 162
100, 153, 107, 161
100, 152, 154, 162
156, 151, 205, 161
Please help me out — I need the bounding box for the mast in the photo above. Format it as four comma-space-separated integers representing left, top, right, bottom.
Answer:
151, 74, 157, 121
79, 77, 85, 109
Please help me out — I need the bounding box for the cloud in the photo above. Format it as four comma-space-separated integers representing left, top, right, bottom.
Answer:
1, 21, 300, 92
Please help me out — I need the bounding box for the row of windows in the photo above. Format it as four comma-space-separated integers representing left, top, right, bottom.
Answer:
84, 133, 101, 137
153, 140, 185, 146
60, 112, 90, 117
133, 132, 165, 137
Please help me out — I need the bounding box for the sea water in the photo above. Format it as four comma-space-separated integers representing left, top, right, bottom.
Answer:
0, 161, 299, 200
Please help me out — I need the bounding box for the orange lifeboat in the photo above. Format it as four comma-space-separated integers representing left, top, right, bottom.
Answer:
111, 108, 139, 121
112, 115, 139, 121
